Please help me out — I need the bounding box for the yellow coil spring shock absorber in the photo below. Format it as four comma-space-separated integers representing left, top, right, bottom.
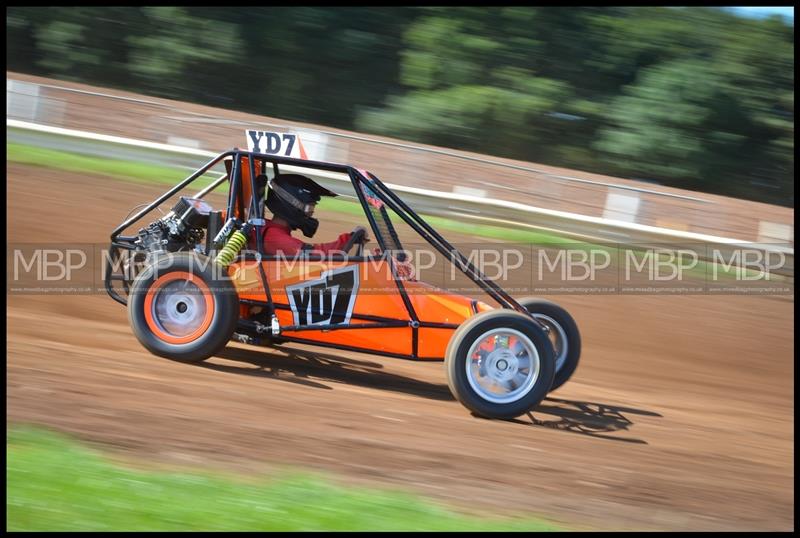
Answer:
214, 223, 252, 268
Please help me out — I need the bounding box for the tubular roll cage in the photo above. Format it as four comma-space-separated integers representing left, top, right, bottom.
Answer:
105, 149, 541, 359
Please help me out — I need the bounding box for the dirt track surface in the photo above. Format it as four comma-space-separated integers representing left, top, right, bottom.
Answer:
7, 164, 794, 531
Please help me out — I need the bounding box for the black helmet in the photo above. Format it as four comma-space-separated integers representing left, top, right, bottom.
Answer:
266, 173, 338, 238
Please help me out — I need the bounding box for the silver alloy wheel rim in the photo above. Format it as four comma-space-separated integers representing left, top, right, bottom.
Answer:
151, 279, 208, 338
465, 328, 541, 404
532, 314, 568, 372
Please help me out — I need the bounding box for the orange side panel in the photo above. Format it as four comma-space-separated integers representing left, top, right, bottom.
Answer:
417, 327, 457, 359
227, 259, 495, 359
404, 280, 494, 324
280, 325, 413, 356
229, 259, 411, 355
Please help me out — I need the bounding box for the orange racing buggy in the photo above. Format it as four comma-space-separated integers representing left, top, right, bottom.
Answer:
105, 134, 581, 419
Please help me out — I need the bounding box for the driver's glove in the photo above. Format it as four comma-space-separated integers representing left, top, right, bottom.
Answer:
352, 225, 371, 244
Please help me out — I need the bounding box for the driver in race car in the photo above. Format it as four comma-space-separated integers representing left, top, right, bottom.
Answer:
251, 173, 369, 257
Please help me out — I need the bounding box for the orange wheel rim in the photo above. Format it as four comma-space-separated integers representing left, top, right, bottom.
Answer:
143, 271, 215, 344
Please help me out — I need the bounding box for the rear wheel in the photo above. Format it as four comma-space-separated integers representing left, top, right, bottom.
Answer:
128, 252, 239, 363
517, 298, 581, 392
445, 310, 555, 419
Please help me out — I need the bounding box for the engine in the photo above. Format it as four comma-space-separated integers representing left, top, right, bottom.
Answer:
135, 197, 213, 254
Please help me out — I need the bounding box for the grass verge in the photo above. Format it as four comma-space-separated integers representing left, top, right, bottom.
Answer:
9, 142, 194, 184
7, 425, 560, 531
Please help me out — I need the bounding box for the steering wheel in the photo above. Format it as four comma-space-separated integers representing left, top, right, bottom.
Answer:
341, 227, 367, 256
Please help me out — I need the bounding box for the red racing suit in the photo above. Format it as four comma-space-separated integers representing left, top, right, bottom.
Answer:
249, 219, 352, 257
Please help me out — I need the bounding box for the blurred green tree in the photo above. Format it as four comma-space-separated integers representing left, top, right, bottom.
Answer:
5, 6, 794, 205
224, 7, 419, 126
16, 7, 145, 86
126, 7, 243, 102
356, 8, 580, 162
594, 10, 793, 203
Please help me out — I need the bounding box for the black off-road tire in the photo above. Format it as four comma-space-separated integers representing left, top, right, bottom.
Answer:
517, 297, 581, 392
127, 252, 239, 363
445, 309, 555, 419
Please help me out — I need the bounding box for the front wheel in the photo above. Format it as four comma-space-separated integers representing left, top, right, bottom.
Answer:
127, 252, 239, 363
445, 310, 555, 419
517, 298, 581, 392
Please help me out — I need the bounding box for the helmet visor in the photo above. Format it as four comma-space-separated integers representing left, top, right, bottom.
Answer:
270, 182, 319, 213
